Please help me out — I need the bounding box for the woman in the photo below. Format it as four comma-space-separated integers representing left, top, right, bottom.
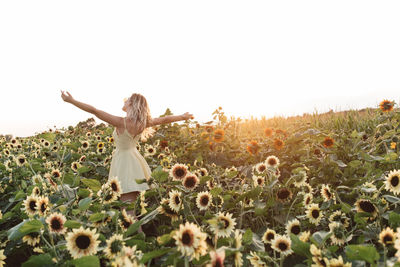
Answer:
60, 90, 193, 216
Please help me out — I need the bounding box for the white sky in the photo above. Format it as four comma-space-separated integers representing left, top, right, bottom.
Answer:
1, 0, 399, 137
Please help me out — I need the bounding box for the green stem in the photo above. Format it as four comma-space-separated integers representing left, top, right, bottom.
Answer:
184, 257, 189, 267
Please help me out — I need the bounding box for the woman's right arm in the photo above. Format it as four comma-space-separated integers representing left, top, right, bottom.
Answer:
150, 113, 193, 126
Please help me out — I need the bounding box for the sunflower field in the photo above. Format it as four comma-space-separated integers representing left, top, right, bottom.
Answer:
1, 100, 400, 266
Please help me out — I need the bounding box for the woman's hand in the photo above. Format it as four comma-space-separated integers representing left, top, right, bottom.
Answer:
182, 112, 194, 120
60, 90, 74, 103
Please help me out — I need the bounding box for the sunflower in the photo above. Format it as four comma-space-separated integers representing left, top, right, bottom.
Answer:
293, 171, 308, 188
144, 145, 156, 157
276, 187, 293, 202
159, 140, 169, 149
271, 234, 292, 256
328, 222, 346, 246
254, 162, 267, 174
66, 227, 100, 259
273, 139, 284, 150
213, 129, 225, 143
286, 219, 301, 236
37, 196, 49, 216
329, 255, 352, 267
0, 249, 6, 267
22, 232, 40, 246
169, 163, 188, 181
379, 99, 394, 112
169, 190, 182, 213
97, 147, 105, 154
22, 194, 39, 216
43, 141, 50, 148
108, 137, 114, 143
252, 175, 265, 187
329, 210, 350, 228
264, 128, 273, 137
104, 234, 125, 259
391, 142, 397, 149
320, 184, 335, 201
182, 173, 199, 191
108, 177, 122, 196
385, 169, 400, 195
51, 168, 61, 179
322, 137, 334, 148
157, 198, 179, 221
173, 221, 208, 261
246, 251, 267, 267
119, 210, 134, 231
15, 154, 27, 166
306, 203, 323, 225
262, 229, 276, 244
32, 174, 43, 185
209, 211, 237, 238
46, 212, 67, 235
31, 186, 41, 196
81, 141, 90, 150
196, 167, 209, 177
379, 227, 396, 246
313, 257, 330, 267
97, 142, 104, 149
355, 198, 377, 219
71, 161, 82, 172
299, 231, 311, 242
207, 179, 216, 190
196, 191, 212, 211
247, 140, 260, 155
265, 155, 280, 168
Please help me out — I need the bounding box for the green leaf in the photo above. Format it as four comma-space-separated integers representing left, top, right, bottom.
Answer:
64, 220, 81, 229
290, 234, 312, 259
384, 195, 400, 204
210, 187, 223, 197
39, 132, 56, 142
78, 197, 92, 211
151, 166, 169, 182
310, 231, 331, 246
341, 203, 352, 213
345, 244, 379, 264
125, 209, 160, 237
81, 178, 101, 192
89, 213, 108, 222
8, 220, 43, 241
71, 256, 100, 267
140, 248, 173, 264
389, 211, 400, 229
242, 229, 253, 245
22, 254, 54, 267
78, 166, 91, 174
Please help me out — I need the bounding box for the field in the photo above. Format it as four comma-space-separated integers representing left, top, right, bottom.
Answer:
0, 101, 400, 266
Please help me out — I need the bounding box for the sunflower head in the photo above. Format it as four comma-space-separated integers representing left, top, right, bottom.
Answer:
66, 227, 100, 259
322, 137, 334, 148
213, 129, 225, 143
170, 164, 188, 181
379, 227, 396, 246
182, 174, 199, 190
274, 139, 284, 150
276, 188, 292, 202
46, 212, 67, 234
264, 128, 274, 137
262, 229, 276, 244
380, 99, 394, 112
247, 140, 260, 155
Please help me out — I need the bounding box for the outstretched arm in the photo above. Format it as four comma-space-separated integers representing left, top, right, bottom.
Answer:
61, 90, 122, 127
149, 112, 193, 126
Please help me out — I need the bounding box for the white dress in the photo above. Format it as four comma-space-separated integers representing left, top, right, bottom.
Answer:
108, 117, 150, 193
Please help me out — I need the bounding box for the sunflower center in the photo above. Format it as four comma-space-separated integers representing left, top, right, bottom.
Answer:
51, 218, 62, 230
267, 233, 275, 241
175, 168, 185, 178
184, 177, 196, 188
75, 235, 91, 249
122, 219, 131, 229
359, 201, 375, 213
278, 241, 288, 251
291, 225, 300, 235
174, 196, 180, 204
200, 196, 209, 206
221, 218, 230, 229
268, 159, 276, 165
111, 182, 118, 191
19, 158, 25, 164
257, 178, 263, 185
29, 200, 37, 211
259, 166, 266, 172
391, 176, 399, 187
383, 234, 393, 244
277, 189, 290, 199
324, 189, 331, 199
200, 170, 206, 176
312, 209, 320, 219
40, 203, 46, 213
182, 231, 194, 246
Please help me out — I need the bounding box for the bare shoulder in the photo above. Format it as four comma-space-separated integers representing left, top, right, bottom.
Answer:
125, 117, 141, 136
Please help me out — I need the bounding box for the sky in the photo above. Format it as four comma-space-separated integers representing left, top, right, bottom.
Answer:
1, 0, 399, 138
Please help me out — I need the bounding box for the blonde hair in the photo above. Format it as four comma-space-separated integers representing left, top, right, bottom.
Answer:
126, 93, 152, 134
